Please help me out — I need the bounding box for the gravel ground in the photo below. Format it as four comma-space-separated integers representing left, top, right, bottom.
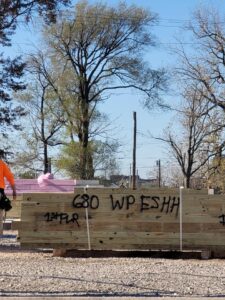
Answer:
0, 233, 225, 298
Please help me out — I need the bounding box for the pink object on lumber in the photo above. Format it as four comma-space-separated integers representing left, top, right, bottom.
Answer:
37, 173, 54, 187
4, 176, 76, 195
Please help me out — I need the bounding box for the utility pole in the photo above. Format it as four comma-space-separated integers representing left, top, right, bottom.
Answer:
132, 111, 137, 190
156, 159, 161, 187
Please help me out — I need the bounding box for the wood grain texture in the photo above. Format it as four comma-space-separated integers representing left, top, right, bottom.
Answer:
16, 188, 225, 252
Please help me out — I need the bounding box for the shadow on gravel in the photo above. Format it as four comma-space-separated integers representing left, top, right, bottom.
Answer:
64, 249, 203, 259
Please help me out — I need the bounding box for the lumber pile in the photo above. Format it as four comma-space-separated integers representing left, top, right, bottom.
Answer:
13, 188, 225, 256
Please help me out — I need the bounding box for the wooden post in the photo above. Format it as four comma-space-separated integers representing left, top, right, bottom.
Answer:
132, 112, 137, 190
179, 186, 184, 252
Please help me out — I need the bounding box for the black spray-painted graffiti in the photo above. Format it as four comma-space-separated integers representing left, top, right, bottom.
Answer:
43, 193, 180, 225
110, 194, 179, 215
73, 193, 99, 209
219, 214, 225, 225
110, 195, 136, 210
44, 212, 80, 226
141, 195, 179, 215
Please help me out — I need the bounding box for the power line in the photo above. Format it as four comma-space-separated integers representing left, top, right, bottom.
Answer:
15, 18, 190, 29
15, 12, 225, 27
5, 38, 203, 54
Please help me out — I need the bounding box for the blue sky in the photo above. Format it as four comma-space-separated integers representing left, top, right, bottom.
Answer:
97, 0, 225, 178
8, 0, 225, 178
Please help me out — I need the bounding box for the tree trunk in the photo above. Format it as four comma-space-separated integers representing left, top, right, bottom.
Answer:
186, 176, 191, 189
78, 100, 94, 179
87, 151, 94, 179
79, 142, 88, 179
43, 141, 49, 174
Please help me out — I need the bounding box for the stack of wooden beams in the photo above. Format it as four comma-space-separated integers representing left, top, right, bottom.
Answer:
12, 188, 225, 257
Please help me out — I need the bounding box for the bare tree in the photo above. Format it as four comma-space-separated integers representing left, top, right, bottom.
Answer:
24, 49, 120, 178
14, 53, 66, 175
155, 84, 225, 188
177, 7, 225, 112
161, 6, 225, 188
39, 0, 167, 179
0, 0, 70, 157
